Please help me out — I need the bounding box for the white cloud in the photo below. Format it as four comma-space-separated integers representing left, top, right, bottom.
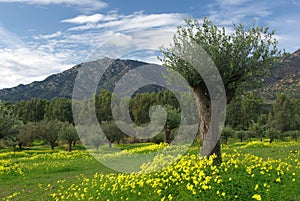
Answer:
0, 11, 186, 89
33, 31, 62, 40
0, 0, 107, 12
66, 12, 185, 32
0, 27, 72, 89
207, 0, 300, 53
208, 0, 272, 26
0, 47, 72, 89
57, 12, 184, 61
38, 12, 184, 61
267, 14, 300, 52
216, 0, 251, 6
0, 26, 25, 48
61, 13, 117, 24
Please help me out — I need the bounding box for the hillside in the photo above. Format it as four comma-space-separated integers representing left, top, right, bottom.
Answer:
261, 49, 300, 99
0, 58, 148, 102
0, 49, 299, 102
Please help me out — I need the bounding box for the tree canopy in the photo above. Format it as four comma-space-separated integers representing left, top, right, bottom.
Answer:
160, 18, 281, 162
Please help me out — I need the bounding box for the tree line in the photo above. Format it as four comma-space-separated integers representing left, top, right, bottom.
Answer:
1, 87, 299, 153
0, 90, 184, 151
223, 93, 300, 144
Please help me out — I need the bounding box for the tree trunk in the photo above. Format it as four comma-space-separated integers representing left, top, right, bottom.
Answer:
68, 141, 72, 152
109, 142, 112, 148
164, 128, 170, 144
51, 142, 55, 150
193, 87, 222, 164
73, 140, 76, 147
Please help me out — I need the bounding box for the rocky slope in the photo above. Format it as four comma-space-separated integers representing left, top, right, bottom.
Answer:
0, 49, 299, 102
0, 58, 148, 102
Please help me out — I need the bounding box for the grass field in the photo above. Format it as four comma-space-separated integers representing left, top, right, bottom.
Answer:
1, 139, 300, 201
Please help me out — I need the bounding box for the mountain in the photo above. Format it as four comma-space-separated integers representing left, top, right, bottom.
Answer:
0, 49, 299, 103
0, 58, 149, 102
260, 49, 300, 99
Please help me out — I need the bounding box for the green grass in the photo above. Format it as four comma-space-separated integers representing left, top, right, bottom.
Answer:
0, 139, 299, 201
0, 146, 115, 201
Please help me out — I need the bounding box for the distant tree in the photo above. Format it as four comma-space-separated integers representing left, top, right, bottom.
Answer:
165, 107, 181, 130
85, 124, 106, 150
290, 98, 300, 130
101, 122, 125, 148
38, 120, 63, 150
2, 122, 22, 153
266, 127, 281, 143
0, 102, 23, 152
95, 90, 113, 123
17, 122, 37, 149
164, 107, 180, 143
249, 122, 264, 142
226, 93, 264, 130
236, 131, 248, 142
89, 133, 103, 150
131, 93, 153, 125
221, 126, 234, 145
257, 114, 268, 126
267, 94, 296, 132
58, 123, 78, 152
285, 130, 300, 142
75, 97, 95, 126
162, 90, 180, 109
112, 96, 132, 123
148, 105, 180, 144
160, 18, 280, 162
45, 98, 73, 124
15, 98, 48, 123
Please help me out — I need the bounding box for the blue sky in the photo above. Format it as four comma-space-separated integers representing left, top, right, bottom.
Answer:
0, 0, 299, 89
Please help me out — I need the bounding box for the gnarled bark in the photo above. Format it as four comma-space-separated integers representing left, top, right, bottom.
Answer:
193, 87, 222, 163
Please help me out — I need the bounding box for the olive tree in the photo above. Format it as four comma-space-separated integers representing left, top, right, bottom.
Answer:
0, 102, 23, 152
249, 122, 264, 142
221, 126, 234, 145
160, 18, 280, 162
101, 122, 125, 148
38, 120, 63, 150
266, 128, 281, 143
59, 123, 79, 152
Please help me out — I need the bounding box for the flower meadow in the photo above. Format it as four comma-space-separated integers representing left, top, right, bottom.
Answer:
1, 141, 300, 201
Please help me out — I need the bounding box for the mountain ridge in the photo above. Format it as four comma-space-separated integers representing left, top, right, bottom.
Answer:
0, 49, 299, 102
0, 58, 148, 102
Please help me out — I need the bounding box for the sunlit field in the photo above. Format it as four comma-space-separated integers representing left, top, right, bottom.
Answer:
1, 140, 300, 201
